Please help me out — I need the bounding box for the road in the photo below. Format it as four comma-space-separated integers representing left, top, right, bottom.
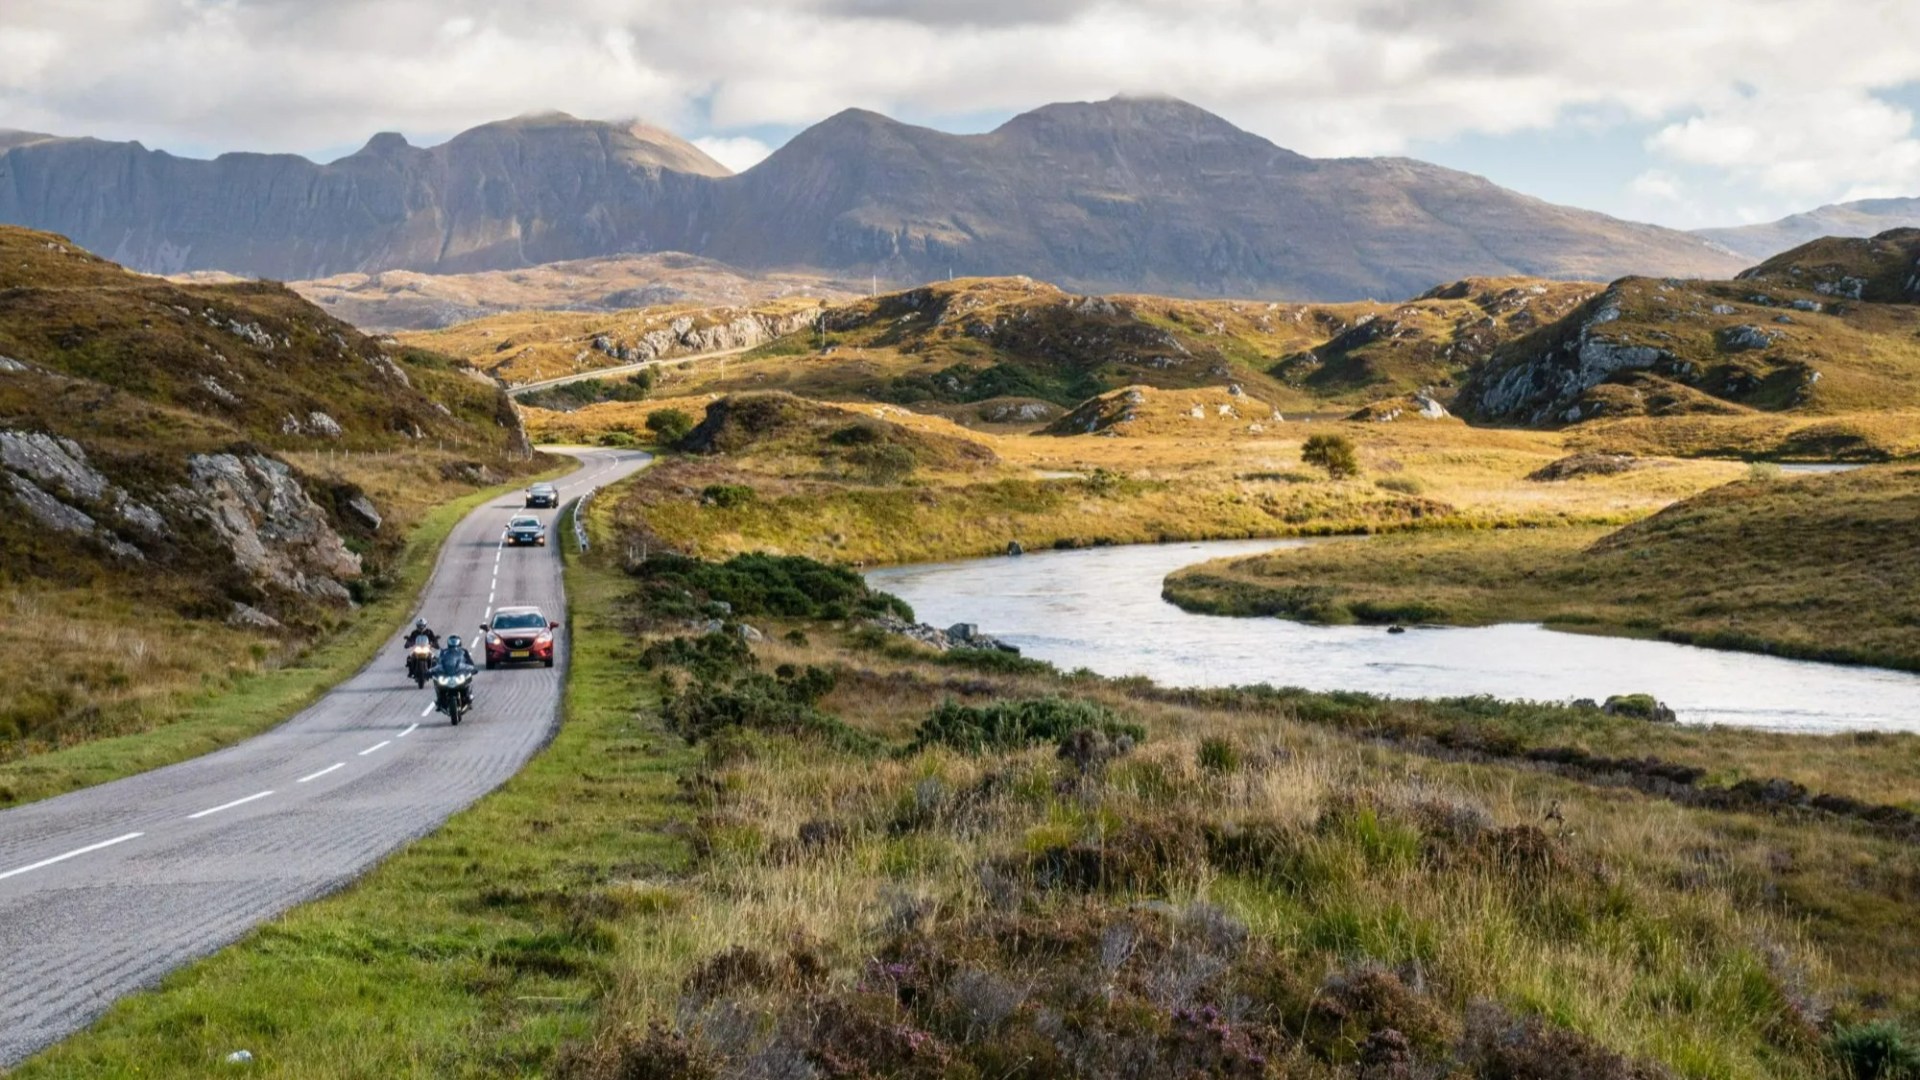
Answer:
0, 446, 652, 1066
503, 345, 753, 397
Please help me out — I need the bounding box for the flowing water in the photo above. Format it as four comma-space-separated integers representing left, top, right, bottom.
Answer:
868, 539, 1920, 733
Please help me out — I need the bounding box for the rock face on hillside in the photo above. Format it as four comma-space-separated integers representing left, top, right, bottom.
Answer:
0, 430, 361, 603
1464, 285, 1675, 424
1459, 231, 1920, 426
0, 98, 1740, 299
175, 454, 361, 602
1736, 228, 1920, 304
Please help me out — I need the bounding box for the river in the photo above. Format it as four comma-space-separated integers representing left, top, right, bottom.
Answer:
867, 539, 1920, 734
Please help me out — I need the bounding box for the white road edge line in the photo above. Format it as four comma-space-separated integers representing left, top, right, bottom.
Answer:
0, 832, 145, 882
297, 763, 344, 783
397, 723, 419, 738
358, 740, 392, 757
187, 790, 274, 820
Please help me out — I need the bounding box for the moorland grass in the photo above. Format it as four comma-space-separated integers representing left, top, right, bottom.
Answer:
1164, 465, 1920, 672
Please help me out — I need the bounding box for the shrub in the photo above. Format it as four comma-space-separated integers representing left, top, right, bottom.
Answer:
1197, 736, 1241, 774
640, 631, 754, 683
847, 442, 918, 485
645, 408, 694, 444
630, 552, 912, 622
1301, 432, 1360, 478
701, 483, 755, 509
910, 696, 1144, 753
1375, 474, 1426, 495
1831, 1022, 1920, 1080
1748, 461, 1783, 482
664, 669, 878, 754
827, 421, 884, 446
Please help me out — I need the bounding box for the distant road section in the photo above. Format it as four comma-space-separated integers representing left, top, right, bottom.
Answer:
0, 447, 651, 1066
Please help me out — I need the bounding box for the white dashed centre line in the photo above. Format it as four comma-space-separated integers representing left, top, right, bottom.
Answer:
187, 790, 274, 820
397, 723, 419, 738
358, 740, 392, 757
0, 832, 145, 882
420, 702, 435, 717
297, 763, 344, 784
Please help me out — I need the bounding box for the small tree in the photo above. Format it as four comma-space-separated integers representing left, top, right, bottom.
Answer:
1301, 432, 1360, 478
645, 408, 694, 445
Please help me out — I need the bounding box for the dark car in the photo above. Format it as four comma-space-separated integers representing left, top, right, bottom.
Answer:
483, 607, 560, 669
524, 483, 559, 509
504, 514, 547, 546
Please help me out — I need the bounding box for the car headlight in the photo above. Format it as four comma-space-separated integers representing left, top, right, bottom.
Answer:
487, 633, 501, 645
536, 631, 553, 644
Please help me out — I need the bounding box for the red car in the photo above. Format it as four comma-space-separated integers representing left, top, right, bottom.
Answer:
482, 606, 560, 669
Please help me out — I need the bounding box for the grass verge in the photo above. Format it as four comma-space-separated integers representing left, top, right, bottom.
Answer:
0, 463, 571, 808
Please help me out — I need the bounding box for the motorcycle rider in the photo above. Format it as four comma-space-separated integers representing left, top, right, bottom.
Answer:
437, 634, 478, 709
403, 618, 440, 650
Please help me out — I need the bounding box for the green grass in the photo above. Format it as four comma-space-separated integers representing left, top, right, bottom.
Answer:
13, 498, 691, 1078
0, 465, 571, 808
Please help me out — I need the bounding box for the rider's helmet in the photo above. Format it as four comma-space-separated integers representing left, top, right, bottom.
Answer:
447, 635, 463, 650
415, 618, 428, 630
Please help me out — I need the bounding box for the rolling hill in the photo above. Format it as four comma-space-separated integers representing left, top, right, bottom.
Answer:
0, 226, 530, 752
0, 97, 1740, 299
1695, 196, 1920, 260
1458, 229, 1920, 446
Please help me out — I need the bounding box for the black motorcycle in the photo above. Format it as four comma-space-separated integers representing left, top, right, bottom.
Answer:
432, 668, 474, 725
406, 641, 435, 688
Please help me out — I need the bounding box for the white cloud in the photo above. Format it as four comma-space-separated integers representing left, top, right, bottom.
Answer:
692, 136, 774, 173
3, 0, 1920, 224
1649, 89, 1920, 201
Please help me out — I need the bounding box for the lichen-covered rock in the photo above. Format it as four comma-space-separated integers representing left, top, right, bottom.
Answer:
172, 453, 361, 602
5, 472, 98, 535
1718, 324, 1783, 351
0, 430, 110, 502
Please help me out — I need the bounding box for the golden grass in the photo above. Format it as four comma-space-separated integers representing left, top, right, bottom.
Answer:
1167, 464, 1920, 674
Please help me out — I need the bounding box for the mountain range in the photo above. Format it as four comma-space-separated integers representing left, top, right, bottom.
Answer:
1694, 197, 1920, 260
1, 97, 1744, 301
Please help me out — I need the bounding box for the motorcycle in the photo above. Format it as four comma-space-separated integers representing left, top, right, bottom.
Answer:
406, 642, 435, 688
433, 669, 475, 726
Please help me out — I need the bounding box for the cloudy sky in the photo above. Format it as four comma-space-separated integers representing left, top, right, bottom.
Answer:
4, 0, 1918, 228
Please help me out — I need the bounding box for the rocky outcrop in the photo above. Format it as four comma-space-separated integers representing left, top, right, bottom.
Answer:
868, 614, 1019, 654
0, 429, 161, 556
584, 308, 816, 366
1461, 286, 1675, 424
170, 453, 361, 603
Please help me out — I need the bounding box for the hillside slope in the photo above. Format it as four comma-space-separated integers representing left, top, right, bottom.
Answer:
1, 98, 1739, 298
0, 227, 530, 757
1459, 230, 1920, 435
287, 253, 860, 332
436, 275, 1600, 422
1696, 196, 1920, 260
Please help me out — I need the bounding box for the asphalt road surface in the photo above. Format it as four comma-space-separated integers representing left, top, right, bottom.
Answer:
0, 446, 652, 1066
